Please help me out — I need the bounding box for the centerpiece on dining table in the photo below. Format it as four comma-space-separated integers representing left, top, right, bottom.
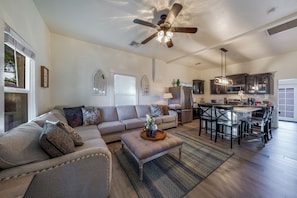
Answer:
144, 114, 158, 138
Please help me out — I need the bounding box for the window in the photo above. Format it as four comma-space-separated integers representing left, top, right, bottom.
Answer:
114, 74, 136, 106
2, 24, 36, 131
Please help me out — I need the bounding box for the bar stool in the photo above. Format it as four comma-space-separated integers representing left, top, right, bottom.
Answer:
242, 106, 270, 145
214, 105, 241, 149
198, 104, 216, 140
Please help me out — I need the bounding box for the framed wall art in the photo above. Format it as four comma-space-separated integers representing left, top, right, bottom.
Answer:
40, 66, 49, 88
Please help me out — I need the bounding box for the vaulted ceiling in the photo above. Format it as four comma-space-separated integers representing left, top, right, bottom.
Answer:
33, 0, 297, 70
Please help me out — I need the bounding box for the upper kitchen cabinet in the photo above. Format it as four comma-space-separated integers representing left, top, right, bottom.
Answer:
193, 80, 204, 94
246, 73, 273, 94
225, 73, 247, 94
210, 79, 227, 94
228, 73, 247, 85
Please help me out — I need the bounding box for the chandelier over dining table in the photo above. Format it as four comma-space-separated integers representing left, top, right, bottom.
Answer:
214, 48, 233, 86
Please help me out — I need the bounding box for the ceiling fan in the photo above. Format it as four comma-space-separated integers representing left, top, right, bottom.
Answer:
133, 3, 198, 48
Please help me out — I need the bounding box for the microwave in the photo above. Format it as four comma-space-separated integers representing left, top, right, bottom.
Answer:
226, 85, 245, 94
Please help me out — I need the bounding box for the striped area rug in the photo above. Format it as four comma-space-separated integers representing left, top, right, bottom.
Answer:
115, 132, 233, 198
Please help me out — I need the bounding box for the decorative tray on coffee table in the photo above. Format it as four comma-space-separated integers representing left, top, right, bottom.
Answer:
140, 129, 167, 141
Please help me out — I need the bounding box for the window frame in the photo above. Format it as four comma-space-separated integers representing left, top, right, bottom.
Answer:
1, 23, 36, 132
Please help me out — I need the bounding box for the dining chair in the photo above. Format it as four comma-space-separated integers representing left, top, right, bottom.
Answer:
249, 106, 271, 144
214, 105, 241, 149
198, 104, 216, 140
266, 106, 274, 140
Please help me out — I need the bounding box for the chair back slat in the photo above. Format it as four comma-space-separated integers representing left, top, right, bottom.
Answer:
214, 105, 234, 122
198, 104, 214, 119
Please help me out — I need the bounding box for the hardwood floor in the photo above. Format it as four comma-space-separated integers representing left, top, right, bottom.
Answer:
107, 120, 297, 198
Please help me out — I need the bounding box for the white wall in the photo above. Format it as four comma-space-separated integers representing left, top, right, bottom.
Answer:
50, 33, 201, 107
0, 0, 52, 132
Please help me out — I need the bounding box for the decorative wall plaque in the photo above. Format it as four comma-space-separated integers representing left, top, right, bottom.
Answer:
93, 69, 107, 95
141, 75, 150, 96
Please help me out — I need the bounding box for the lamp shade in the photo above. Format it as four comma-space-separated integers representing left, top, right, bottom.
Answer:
163, 93, 173, 99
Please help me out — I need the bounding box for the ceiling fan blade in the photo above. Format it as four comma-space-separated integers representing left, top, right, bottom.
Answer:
133, 19, 158, 29
141, 32, 158, 44
171, 27, 198, 33
165, 3, 183, 25
166, 39, 174, 48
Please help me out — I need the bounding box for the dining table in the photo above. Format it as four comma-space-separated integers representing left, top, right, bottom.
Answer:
209, 104, 263, 136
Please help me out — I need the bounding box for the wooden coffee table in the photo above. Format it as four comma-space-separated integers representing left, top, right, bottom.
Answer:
121, 130, 183, 181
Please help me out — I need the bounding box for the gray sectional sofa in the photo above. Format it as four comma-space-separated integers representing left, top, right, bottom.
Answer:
0, 104, 177, 198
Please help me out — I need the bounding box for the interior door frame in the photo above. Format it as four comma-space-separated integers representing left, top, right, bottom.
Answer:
278, 79, 297, 122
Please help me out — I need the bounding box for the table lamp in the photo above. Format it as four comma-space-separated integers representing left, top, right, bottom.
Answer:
163, 93, 173, 105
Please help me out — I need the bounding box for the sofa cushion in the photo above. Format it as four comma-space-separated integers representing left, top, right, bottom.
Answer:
31, 112, 61, 127
50, 109, 68, 123
150, 104, 163, 117
135, 105, 151, 118
154, 117, 163, 125
161, 115, 176, 123
121, 118, 144, 130
63, 106, 84, 127
81, 106, 101, 126
99, 106, 118, 122
97, 121, 125, 135
56, 121, 84, 146
75, 125, 102, 141
116, 105, 137, 120
39, 122, 75, 158
75, 138, 107, 152
0, 122, 49, 169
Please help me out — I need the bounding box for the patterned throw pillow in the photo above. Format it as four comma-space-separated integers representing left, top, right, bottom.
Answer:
162, 105, 169, 115
150, 104, 164, 117
56, 121, 84, 146
81, 107, 101, 126
39, 122, 75, 158
63, 106, 84, 127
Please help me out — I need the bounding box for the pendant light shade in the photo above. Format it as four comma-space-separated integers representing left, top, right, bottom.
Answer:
214, 48, 233, 86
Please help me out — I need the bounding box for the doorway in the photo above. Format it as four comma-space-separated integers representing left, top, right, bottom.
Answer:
278, 79, 297, 122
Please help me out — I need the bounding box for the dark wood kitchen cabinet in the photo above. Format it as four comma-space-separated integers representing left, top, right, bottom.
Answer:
193, 80, 204, 94
210, 79, 226, 94
246, 73, 272, 94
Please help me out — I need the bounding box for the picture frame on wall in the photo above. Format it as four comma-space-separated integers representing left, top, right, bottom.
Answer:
41, 66, 49, 88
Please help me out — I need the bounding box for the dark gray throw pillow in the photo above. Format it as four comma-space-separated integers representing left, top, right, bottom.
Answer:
150, 104, 163, 117
39, 122, 75, 158
63, 106, 84, 127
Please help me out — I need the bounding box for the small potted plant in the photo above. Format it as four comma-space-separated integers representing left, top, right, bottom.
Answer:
145, 114, 158, 137
176, 79, 180, 86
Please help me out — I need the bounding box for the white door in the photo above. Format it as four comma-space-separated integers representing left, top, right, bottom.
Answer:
278, 79, 297, 122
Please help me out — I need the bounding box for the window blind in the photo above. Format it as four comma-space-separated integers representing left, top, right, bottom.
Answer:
4, 23, 35, 59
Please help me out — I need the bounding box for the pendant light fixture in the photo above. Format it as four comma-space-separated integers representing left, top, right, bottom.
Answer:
214, 48, 233, 86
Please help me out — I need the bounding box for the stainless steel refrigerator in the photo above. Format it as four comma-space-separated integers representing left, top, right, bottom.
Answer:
169, 86, 193, 124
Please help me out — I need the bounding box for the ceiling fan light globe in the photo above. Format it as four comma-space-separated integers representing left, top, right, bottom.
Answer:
156, 35, 163, 43
158, 30, 164, 37
164, 35, 170, 43
166, 31, 173, 38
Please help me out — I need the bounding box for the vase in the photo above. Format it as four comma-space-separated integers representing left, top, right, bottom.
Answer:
146, 124, 157, 138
